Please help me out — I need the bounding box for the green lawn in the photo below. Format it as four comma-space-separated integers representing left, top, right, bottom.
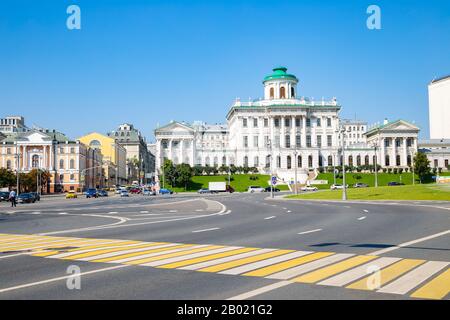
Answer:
315, 172, 418, 189
166, 174, 290, 193
286, 184, 450, 201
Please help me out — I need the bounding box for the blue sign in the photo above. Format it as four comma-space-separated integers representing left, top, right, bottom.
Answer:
271, 176, 277, 185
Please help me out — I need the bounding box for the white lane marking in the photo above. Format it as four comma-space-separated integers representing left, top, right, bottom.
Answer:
145, 246, 241, 267
286, 210, 292, 213
78, 243, 180, 261
139, 211, 149, 213
377, 261, 449, 295
179, 249, 276, 271
169, 210, 178, 213
106, 245, 200, 264
318, 257, 401, 287
370, 229, 450, 255
267, 253, 354, 280
264, 216, 276, 220
363, 209, 369, 213
344, 206, 351, 208
192, 227, 220, 233
227, 280, 294, 300
58, 212, 68, 215
297, 229, 322, 235
195, 209, 204, 212
0, 265, 129, 293
219, 251, 312, 276
357, 216, 366, 221
108, 211, 118, 214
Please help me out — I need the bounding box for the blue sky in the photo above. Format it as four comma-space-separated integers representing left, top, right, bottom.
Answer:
0, 0, 449, 141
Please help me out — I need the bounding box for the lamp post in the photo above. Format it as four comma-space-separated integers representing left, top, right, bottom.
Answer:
337, 126, 347, 201
411, 150, 415, 185
373, 142, 378, 188
14, 143, 21, 196
267, 138, 274, 198
292, 147, 298, 195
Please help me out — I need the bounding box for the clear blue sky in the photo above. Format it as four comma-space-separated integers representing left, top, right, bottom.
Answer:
1, 0, 449, 141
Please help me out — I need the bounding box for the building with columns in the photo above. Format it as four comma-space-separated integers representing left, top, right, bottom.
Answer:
154, 67, 423, 183
0, 129, 103, 192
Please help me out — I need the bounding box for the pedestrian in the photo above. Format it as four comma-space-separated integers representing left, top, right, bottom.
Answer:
9, 189, 17, 207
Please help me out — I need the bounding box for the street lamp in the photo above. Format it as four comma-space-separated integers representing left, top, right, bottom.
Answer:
292, 147, 298, 195
266, 138, 274, 198
337, 126, 347, 201
411, 149, 415, 185
373, 142, 378, 188
14, 143, 21, 196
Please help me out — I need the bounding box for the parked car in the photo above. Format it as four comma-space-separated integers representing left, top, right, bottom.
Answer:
388, 181, 404, 186
0, 191, 10, 202
85, 188, 98, 198
142, 189, 156, 196
301, 186, 318, 192
159, 188, 173, 195
353, 183, 369, 188
198, 188, 212, 194
30, 192, 40, 201
120, 190, 129, 197
330, 184, 348, 190
18, 193, 36, 203
248, 186, 265, 193
129, 188, 142, 194
264, 186, 280, 192
66, 191, 78, 199
98, 190, 108, 197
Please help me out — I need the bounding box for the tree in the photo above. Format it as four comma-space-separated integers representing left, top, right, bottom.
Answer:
176, 163, 193, 190
413, 151, 430, 183
162, 159, 177, 187
0, 168, 16, 188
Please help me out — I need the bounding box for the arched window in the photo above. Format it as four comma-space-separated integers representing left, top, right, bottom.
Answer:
328, 156, 333, 166
287, 156, 292, 169
265, 155, 271, 168
308, 155, 313, 168
269, 87, 274, 99
89, 140, 101, 149
298, 155, 302, 168
59, 159, 64, 169
280, 87, 286, 99
6, 160, 11, 170
348, 156, 353, 167
70, 159, 75, 169
243, 156, 249, 167
291, 87, 295, 98
32, 155, 39, 168
277, 156, 281, 168
365, 155, 369, 166
396, 155, 401, 166
385, 155, 390, 166
356, 155, 361, 166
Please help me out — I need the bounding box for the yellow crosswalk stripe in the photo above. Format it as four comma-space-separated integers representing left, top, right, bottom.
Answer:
293, 255, 378, 283
157, 247, 259, 269
60, 242, 163, 260
410, 268, 450, 300
92, 244, 195, 263
0, 238, 108, 252
243, 251, 335, 277
0, 235, 46, 244
125, 245, 224, 265
32, 240, 139, 257
346, 259, 425, 291
0, 236, 63, 247
199, 250, 294, 273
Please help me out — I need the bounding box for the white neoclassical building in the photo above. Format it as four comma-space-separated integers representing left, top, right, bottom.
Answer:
154, 67, 421, 183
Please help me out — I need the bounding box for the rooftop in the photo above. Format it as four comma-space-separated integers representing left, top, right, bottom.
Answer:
263, 67, 298, 83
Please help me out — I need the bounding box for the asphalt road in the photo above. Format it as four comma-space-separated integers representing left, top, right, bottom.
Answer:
0, 192, 449, 300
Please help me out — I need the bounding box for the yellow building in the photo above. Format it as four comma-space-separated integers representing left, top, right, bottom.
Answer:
78, 132, 127, 187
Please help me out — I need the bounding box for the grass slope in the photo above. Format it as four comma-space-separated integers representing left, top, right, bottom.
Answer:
316, 172, 416, 189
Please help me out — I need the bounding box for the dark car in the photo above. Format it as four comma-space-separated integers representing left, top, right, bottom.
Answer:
85, 188, 98, 198
18, 193, 36, 203
30, 192, 41, 201
98, 190, 108, 197
353, 183, 369, 188
0, 191, 10, 202
129, 188, 142, 194
388, 182, 404, 186
264, 186, 280, 192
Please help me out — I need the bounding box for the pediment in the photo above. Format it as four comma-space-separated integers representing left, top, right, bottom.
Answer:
155, 121, 194, 135
381, 120, 419, 132
20, 131, 51, 143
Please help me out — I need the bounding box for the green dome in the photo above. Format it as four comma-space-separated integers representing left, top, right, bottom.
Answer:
263, 67, 298, 83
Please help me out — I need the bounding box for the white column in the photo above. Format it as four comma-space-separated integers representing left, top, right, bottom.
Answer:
402, 137, 407, 167
392, 138, 396, 167
280, 116, 285, 148
180, 138, 184, 164
291, 116, 296, 150
380, 138, 386, 167
302, 116, 307, 147
168, 139, 173, 163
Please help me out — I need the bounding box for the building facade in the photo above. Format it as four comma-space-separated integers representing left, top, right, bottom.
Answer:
155, 67, 421, 183
78, 132, 127, 187
428, 75, 450, 140
0, 129, 103, 192
108, 123, 155, 184
0, 116, 28, 135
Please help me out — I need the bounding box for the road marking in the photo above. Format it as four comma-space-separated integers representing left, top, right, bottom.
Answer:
108, 211, 118, 214
363, 209, 369, 213
192, 228, 220, 233
198, 250, 293, 273
169, 210, 178, 213
318, 257, 401, 287
370, 229, 450, 255
286, 210, 292, 213
140, 211, 149, 213
227, 280, 294, 300
35, 241, 140, 258
58, 212, 68, 215
267, 253, 354, 280
297, 229, 322, 235
219, 251, 311, 276
264, 216, 276, 220
411, 268, 450, 300
377, 261, 449, 295
357, 216, 366, 221
347, 259, 426, 291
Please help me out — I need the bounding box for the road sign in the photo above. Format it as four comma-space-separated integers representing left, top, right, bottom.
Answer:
271, 176, 277, 185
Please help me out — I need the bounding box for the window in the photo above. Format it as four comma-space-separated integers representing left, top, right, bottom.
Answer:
306, 135, 311, 148
396, 155, 401, 166
253, 136, 258, 148
327, 118, 332, 127
264, 136, 269, 147
407, 138, 412, 147
32, 155, 39, 168
291, 87, 295, 98
6, 148, 11, 154
264, 118, 269, 127
70, 174, 75, 181
385, 155, 390, 166
222, 156, 227, 166
295, 118, 301, 127
280, 87, 286, 99
6, 160, 11, 169
434, 159, 438, 168
296, 135, 301, 147
328, 156, 333, 166
270, 87, 274, 99
90, 140, 101, 149
396, 139, 401, 147
265, 155, 271, 168
317, 135, 322, 147
243, 136, 248, 148
70, 147, 75, 153
287, 156, 292, 169
244, 156, 248, 167
277, 156, 281, 168
243, 118, 248, 128
274, 136, 280, 148
285, 135, 290, 148
306, 118, 311, 127
407, 155, 412, 166
59, 159, 64, 169
349, 156, 353, 166
319, 156, 323, 167
445, 159, 448, 167
253, 118, 258, 127
385, 139, 390, 147
214, 157, 218, 167
316, 118, 321, 127
298, 155, 302, 168
308, 155, 313, 168
357, 155, 361, 166
365, 155, 369, 166
254, 156, 259, 167
70, 159, 75, 169
59, 147, 64, 154
327, 135, 332, 147
274, 118, 280, 127
59, 174, 64, 182
284, 118, 290, 127
162, 141, 168, 149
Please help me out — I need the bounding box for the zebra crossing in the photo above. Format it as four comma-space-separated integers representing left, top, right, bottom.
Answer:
0, 233, 449, 300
